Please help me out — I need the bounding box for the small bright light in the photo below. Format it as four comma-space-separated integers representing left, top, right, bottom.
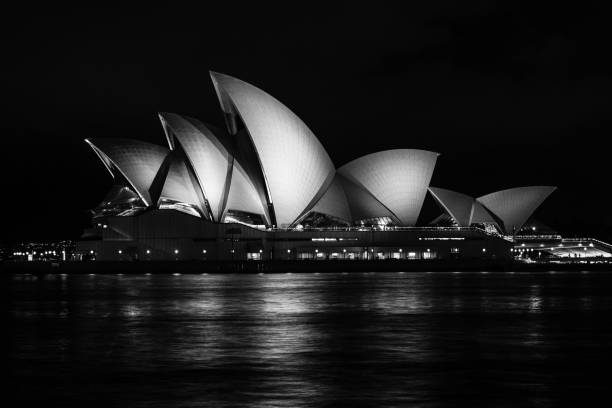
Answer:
589, 243, 594, 247
482, 248, 486, 252
202, 249, 207, 254
259, 249, 263, 253
427, 248, 430, 252
230, 249, 235, 253
287, 249, 291, 253
399, 248, 403, 252
343, 249, 346, 253
532, 226, 536, 231
146, 249, 151, 254
103, 225, 108, 229
521, 243, 525, 247
315, 249, 318, 253
174, 249, 179, 254
90, 250, 94, 254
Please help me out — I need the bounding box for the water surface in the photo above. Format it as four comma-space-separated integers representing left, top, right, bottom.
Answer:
8, 272, 612, 407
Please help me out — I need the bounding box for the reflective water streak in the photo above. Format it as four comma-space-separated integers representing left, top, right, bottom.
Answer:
8, 272, 612, 407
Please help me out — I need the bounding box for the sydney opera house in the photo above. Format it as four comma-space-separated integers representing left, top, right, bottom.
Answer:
77, 72, 558, 262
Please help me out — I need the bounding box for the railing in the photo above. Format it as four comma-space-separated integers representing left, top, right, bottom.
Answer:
562, 238, 612, 250
267, 226, 495, 235
513, 234, 563, 241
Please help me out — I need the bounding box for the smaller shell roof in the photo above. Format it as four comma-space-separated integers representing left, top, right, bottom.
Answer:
86, 138, 169, 206
477, 186, 557, 234
428, 187, 497, 227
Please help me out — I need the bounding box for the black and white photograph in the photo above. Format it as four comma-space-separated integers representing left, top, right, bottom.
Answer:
4, 3, 612, 406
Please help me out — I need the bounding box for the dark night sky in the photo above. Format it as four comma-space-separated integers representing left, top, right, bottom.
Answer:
2, 2, 612, 242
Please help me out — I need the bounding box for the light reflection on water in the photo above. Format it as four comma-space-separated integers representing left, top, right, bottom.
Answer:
8, 271, 612, 407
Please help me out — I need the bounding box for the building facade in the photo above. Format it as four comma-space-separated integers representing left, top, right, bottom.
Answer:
78, 72, 555, 262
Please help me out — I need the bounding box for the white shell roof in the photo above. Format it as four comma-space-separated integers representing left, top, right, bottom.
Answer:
223, 161, 268, 221
158, 112, 232, 221
159, 156, 205, 216
338, 149, 439, 226
85, 138, 169, 206
428, 187, 474, 226
210, 71, 335, 227
477, 186, 557, 233
428, 187, 497, 227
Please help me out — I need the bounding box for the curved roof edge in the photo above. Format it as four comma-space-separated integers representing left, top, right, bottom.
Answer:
339, 149, 439, 226
428, 187, 474, 227
85, 138, 170, 207
300, 173, 351, 224
209, 71, 336, 227
158, 112, 234, 221
429, 187, 498, 227
477, 186, 557, 233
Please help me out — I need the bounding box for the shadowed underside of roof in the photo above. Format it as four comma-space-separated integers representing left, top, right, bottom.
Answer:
339, 175, 397, 223
428, 187, 474, 227
307, 174, 352, 223
428, 187, 497, 227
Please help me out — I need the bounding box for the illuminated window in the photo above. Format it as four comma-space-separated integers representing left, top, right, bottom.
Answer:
423, 251, 435, 259
247, 252, 261, 260
298, 252, 314, 260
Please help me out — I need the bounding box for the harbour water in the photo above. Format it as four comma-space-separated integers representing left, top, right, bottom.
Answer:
8, 271, 612, 407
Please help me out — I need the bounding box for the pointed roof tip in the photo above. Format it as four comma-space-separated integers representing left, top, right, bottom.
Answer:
84, 138, 99, 148
209, 70, 227, 81
158, 111, 181, 120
